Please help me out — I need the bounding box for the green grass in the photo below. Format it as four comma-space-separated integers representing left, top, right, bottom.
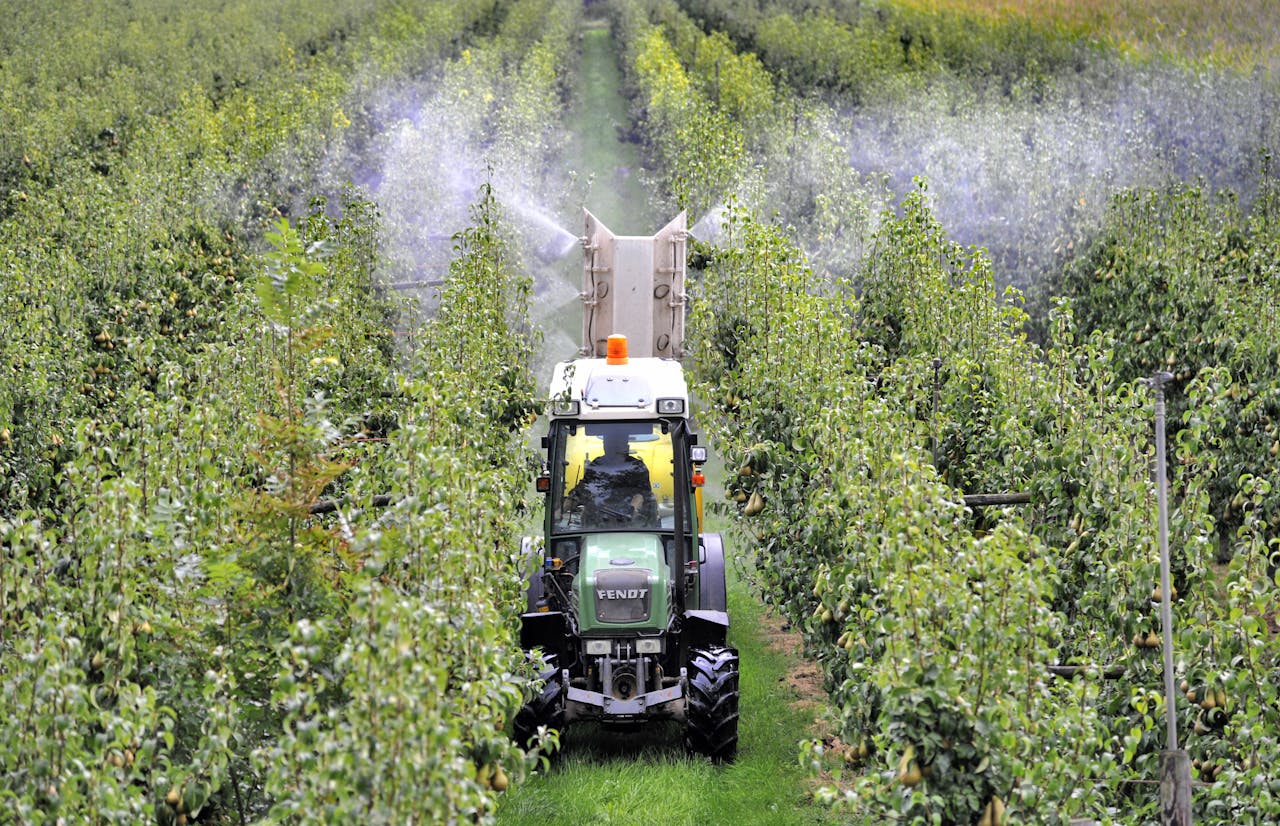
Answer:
569, 18, 655, 233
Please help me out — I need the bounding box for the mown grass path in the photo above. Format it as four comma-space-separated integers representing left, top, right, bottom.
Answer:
496, 16, 839, 822
568, 18, 654, 232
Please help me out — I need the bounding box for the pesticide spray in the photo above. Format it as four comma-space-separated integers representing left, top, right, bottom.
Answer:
839, 59, 1278, 289
309, 65, 586, 375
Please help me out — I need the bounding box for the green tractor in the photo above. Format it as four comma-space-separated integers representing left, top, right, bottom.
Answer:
514, 212, 738, 761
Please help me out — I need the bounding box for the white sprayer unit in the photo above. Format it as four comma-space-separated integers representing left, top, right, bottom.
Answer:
579, 210, 687, 360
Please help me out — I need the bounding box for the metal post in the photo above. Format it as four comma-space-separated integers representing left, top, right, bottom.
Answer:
931, 358, 942, 466
1150, 370, 1192, 825
1153, 371, 1177, 749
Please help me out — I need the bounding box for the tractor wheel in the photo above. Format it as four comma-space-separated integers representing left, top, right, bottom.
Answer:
513, 656, 565, 752
684, 646, 739, 762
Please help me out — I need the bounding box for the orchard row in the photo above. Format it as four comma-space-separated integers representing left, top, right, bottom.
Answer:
0, 0, 580, 822
606, 0, 1280, 821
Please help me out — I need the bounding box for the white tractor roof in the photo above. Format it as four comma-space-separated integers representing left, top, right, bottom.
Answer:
549, 352, 688, 421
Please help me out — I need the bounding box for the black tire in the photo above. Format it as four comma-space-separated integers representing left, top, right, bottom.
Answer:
513, 656, 565, 752
684, 646, 739, 762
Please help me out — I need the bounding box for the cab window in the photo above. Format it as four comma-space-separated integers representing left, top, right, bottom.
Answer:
552, 421, 683, 532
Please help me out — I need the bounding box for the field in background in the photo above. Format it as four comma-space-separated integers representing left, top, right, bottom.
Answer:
902, 0, 1280, 70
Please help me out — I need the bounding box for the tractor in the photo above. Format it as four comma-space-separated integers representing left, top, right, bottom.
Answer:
514, 211, 739, 761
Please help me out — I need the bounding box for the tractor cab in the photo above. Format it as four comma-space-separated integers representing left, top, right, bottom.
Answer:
535, 334, 710, 626
544, 339, 703, 534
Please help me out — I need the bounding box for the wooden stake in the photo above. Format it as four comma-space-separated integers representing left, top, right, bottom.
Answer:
1160, 750, 1193, 825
